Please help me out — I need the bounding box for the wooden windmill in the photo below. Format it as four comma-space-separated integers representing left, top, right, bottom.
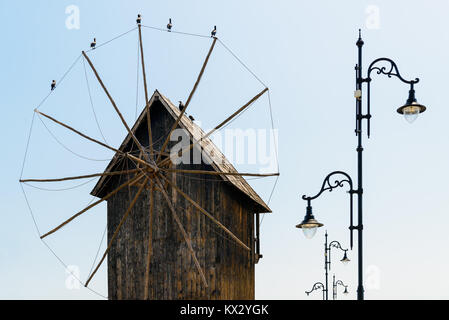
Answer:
21, 21, 278, 299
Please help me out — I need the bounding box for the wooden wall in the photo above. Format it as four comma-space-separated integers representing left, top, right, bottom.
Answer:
106, 99, 256, 300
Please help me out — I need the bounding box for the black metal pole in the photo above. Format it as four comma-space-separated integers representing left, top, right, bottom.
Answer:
356, 31, 365, 301
332, 274, 336, 300
324, 231, 329, 300
301, 31, 422, 301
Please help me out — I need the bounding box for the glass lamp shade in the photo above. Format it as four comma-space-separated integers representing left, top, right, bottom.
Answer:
398, 103, 425, 123
397, 88, 426, 123
340, 252, 350, 265
302, 226, 318, 239
296, 206, 323, 239
296, 219, 323, 239
296, 217, 323, 239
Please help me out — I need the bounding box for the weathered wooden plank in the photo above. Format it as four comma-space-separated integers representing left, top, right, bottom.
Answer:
105, 97, 257, 300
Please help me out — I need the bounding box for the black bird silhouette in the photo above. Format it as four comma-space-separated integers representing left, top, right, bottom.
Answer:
167, 18, 172, 31
189, 115, 195, 121
51, 80, 56, 91
211, 25, 217, 37
90, 38, 96, 49
136, 14, 142, 25
178, 101, 184, 111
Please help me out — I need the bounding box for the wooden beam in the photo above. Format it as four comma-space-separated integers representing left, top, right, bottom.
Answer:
143, 180, 154, 299
162, 162, 173, 189
131, 182, 151, 189
151, 150, 170, 158
158, 87, 268, 167
20, 169, 139, 183
35, 109, 119, 154
160, 174, 251, 252
161, 168, 279, 178
36, 110, 155, 179
137, 25, 154, 161
85, 177, 149, 287
154, 176, 208, 287
40, 173, 144, 239
157, 38, 217, 163
126, 153, 158, 172
82, 51, 149, 161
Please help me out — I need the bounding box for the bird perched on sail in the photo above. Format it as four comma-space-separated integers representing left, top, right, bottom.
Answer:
167, 18, 172, 31
136, 14, 142, 25
178, 101, 185, 111
211, 25, 217, 37
51, 80, 56, 91
189, 115, 195, 121
90, 38, 96, 49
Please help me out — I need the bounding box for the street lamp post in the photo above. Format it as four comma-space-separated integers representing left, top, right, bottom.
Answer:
305, 231, 349, 300
305, 282, 326, 301
333, 274, 349, 300
296, 30, 426, 300
324, 231, 350, 300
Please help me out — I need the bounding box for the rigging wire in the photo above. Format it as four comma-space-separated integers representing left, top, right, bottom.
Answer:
259, 90, 280, 227
267, 90, 279, 172
19, 158, 123, 299
85, 27, 138, 52
82, 56, 109, 145
86, 157, 127, 281
87, 225, 108, 282
142, 25, 210, 39
37, 113, 113, 162
41, 238, 108, 299
135, 33, 141, 121
20, 112, 36, 179
36, 54, 83, 111
217, 38, 267, 88
19, 182, 108, 299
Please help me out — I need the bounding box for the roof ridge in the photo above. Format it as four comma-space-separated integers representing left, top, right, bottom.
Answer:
90, 90, 271, 213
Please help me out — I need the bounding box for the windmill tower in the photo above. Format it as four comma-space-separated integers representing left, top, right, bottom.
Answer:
90, 91, 271, 299
20, 19, 278, 300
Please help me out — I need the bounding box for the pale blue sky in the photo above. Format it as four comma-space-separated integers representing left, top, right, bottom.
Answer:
1, 0, 449, 299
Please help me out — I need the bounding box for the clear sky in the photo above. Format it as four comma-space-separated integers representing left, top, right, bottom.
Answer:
1, 0, 449, 300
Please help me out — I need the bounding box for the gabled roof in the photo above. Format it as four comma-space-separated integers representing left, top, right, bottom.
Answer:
90, 90, 271, 213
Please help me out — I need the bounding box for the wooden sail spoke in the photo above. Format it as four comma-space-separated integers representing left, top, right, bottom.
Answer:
160, 168, 279, 178
126, 153, 158, 172
159, 174, 251, 252
154, 176, 208, 287
35, 110, 156, 180
143, 180, 154, 299
131, 150, 146, 179
162, 162, 173, 189
157, 37, 217, 163
158, 87, 268, 168
20, 169, 139, 183
150, 150, 170, 158
85, 177, 149, 287
137, 25, 154, 161
82, 51, 149, 161
35, 109, 119, 154
40, 173, 144, 239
